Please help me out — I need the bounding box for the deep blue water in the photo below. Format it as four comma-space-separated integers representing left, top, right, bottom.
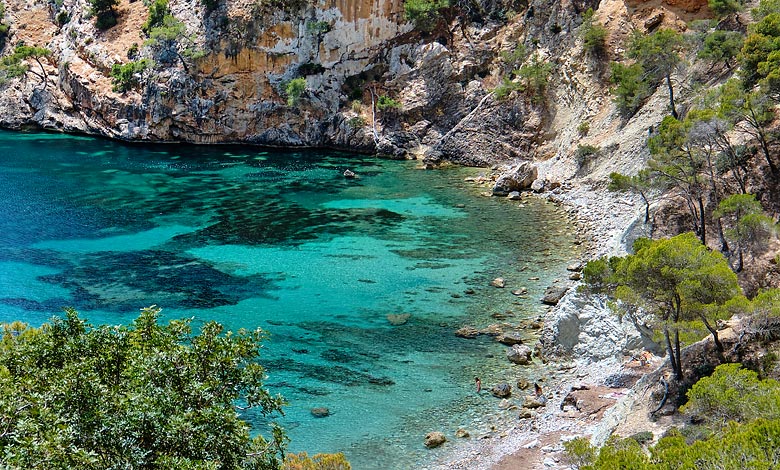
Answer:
0, 130, 580, 468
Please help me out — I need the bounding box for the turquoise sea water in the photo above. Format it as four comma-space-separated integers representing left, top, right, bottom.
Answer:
0, 130, 580, 468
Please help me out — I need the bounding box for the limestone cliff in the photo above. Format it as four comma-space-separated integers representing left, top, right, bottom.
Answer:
0, 0, 708, 167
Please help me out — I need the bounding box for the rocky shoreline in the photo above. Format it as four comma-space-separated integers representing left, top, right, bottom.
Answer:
423, 167, 654, 470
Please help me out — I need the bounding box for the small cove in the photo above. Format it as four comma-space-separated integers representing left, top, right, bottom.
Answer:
0, 130, 581, 468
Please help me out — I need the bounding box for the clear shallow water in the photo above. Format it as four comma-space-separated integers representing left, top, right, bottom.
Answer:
0, 130, 580, 468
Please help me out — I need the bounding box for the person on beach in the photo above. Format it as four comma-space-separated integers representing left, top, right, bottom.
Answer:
475, 377, 481, 393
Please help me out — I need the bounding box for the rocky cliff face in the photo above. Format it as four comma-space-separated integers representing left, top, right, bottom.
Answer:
0, 0, 709, 165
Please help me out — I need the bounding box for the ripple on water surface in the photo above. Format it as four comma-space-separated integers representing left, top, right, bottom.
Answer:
0, 130, 581, 469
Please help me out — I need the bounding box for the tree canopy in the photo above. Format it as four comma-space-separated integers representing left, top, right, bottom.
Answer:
583, 233, 741, 380
0, 306, 287, 469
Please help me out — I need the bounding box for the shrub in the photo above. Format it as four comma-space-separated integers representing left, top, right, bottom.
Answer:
581, 8, 608, 57
563, 437, 596, 469
404, 0, 449, 32
56, 10, 70, 26
575, 144, 600, 166
500, 44, 526, 71
0, 307, 288, 469
699, 30, 743, 68
110, 58, 152, 92
577, 121, 590, 135
90, 0, 119, 29
376, 95, 401, 110
517, 54, 553, 101
347, 116, 366, 128
306, 20, 330, 35
285, 77, 307, 106
609, 61, 650, 116
127, 42, 139, 60
283, 452, 351, 470
493, 76, 523, 100
143, 0, 170, 35
350, 99, 362, 113
709, 0, 743, 18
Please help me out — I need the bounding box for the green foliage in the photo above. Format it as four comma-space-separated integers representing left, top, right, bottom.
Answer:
581, 8, 608, 57
282, 452, 351, 470
0, 306, 287, 469
516, 54, 553, 100
716, 78, 778, 173
626, 28, 685, 117
404, 0, 449, 32
306, 21, 331, 36
285, 77, 306, 106
588, 437, 648, 468
715, 194, 776, 271
0, 45, 52, 88
127, 42, 139, 60
682, 363, 780, 427
709, 0, 744, 18
583, 233, 741, 379
563, 437, 596, 469
500, 44, 526, 71
699, 30, 744, 68
347, 116, 366, 129
609, 62, 650, 116
576, 144, 600, 165
577, 121, 590, 135
753, 0, 780, 20
628, 431, 654, 445
56, 10, 70, 26
90, 0, 119, 29
493, 76, 523, 100
145, 15, 203, 72
740, 288, 780, 340
740, 0, 780, 90
143, 0, 170, 35
608, 171, 653, 223
376, 95, 401, 111
110, 58, 152, 92
585, 418, 780, 468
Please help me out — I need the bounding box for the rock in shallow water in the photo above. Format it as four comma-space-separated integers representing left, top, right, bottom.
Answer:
455, 326, 480, 338
424, 431, 447, 448
492, 162, 538, 196
311, 407, 330, 418
491, 383, 512, 398
491, 277, 506, 288
507, 344, 533, 364
386, 313, 410, 326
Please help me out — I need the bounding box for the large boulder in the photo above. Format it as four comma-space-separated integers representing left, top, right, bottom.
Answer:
507, 344, 533, 365
497, 331, 524, 345
492, 162, 538, 196
424, 431, 447, 448
455, 326, 480, 338
542, 285, 569, 305
491, 383, 512, 398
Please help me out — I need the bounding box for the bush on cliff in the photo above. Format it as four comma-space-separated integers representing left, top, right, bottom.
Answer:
110, 59, 153, 92
404, 0, 449, 32
90, 0, 120, 29
285, 78, 307, 106
0, 306, 288, 469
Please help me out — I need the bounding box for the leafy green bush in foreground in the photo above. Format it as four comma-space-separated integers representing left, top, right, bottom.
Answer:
0, 306, 287, 469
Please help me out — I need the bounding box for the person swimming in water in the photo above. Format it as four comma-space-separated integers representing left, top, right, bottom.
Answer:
475, 377, 482, 393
